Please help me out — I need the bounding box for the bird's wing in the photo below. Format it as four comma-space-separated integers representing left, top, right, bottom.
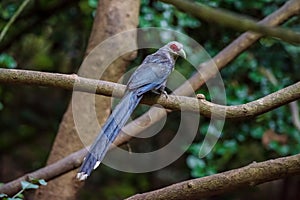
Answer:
127, 62, 171, 92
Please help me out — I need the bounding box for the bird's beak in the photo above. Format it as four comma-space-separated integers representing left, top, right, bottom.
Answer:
178, 49, 186, 59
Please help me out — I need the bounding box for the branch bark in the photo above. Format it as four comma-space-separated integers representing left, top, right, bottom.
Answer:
176, 0, 300, 93
115, 0, 300, 154
1, 0, 299, 197
289, 101, 300, 131
160, 0, 300, 44
0, 68, 299, 119
0, 149, 87, 196
0, 69, 299, 196
126, 154, 300, 200
31, 0, 139, 199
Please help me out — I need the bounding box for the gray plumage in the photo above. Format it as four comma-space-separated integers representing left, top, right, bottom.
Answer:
77, 41, 186, 181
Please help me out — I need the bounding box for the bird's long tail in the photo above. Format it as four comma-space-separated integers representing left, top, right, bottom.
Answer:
77, 91, 142, 180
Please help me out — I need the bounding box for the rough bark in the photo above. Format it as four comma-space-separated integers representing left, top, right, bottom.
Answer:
1, 0, 298, 198
126, 154, 300, 200
33, 0, 139, 199
0, 68, 299, 120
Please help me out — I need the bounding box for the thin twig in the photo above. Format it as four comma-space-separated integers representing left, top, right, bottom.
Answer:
0, 0, 31, 43
0, 0, 78, 51
160, 0, 300, 44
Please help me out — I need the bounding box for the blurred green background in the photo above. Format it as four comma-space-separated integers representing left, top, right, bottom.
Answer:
1, 0, 300, 199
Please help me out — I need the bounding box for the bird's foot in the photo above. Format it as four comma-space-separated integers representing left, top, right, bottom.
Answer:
161, 90, 168, 98
151, 89, 168, 98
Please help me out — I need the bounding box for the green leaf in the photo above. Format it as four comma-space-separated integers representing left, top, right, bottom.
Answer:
0, 193, 8, 198
250, 126, 264, 139
0, 101, 3, 110
88, 0, 98, 8
186, 155, 206, 169
0, 53, 17, 68
21, 181, 39, 190
278, 145, 290, 156
38, 179, 47, 186
15, 193, 24, 199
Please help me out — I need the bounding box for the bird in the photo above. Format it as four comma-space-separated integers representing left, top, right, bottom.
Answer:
77, 41, 186, 181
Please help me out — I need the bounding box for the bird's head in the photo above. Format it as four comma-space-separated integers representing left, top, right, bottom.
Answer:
163, 41, 186, 59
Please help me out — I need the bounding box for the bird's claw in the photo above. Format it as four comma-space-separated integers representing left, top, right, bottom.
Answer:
161, 90, 168, 98
151, 89, 168, 98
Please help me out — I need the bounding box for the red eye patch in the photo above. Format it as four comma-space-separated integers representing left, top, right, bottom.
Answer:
170, 43, 180, 51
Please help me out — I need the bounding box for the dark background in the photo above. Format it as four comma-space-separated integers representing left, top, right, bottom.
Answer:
1, 0, 300, 199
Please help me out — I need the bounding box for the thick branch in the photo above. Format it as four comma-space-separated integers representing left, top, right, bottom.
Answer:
160, 0, 300, 44
175, 0, 300, 94
126, 0, 300, 143
0, 68, 299, 119
0, 0, 299, 196
126, 154, 300, 200
0, 148, 87, 196
111, 0, 300, 160
0, 68, 125, 96
31, 0, 140, 199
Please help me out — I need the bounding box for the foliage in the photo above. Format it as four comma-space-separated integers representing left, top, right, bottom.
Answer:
0, 0, 299, 199
140, 0, 300, 180
0, 53, 17, 68
0, 0, 90, 196
140, 0, 200, 31
0, 178, 47, 200
0, 1, 17, 20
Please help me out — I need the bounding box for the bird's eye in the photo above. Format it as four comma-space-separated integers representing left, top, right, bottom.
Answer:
170, 43, 180, 52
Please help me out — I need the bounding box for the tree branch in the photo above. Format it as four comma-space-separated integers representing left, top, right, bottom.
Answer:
0, 68, 299, 119
112, 0, 300, 163
174, 0, 300, 94
124, 0, 300, 145
0, 148, 87, 196
126, 154, 300, 200
1, 0, 299, 196
160, 0, 300, 44
289, 101, 300, 131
